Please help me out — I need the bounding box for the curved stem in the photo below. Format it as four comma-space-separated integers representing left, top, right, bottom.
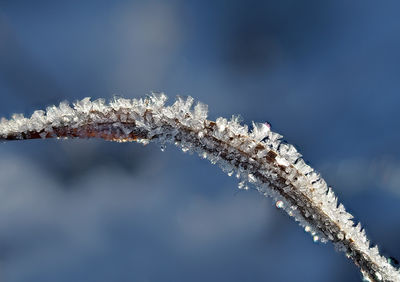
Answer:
0, 94, 399, 281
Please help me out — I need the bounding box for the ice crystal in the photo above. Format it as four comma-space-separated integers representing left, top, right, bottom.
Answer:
276, 200, 284, 209
0, 93, 399, 282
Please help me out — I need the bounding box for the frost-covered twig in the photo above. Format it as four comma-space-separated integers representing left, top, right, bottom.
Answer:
0, 94, 399, 282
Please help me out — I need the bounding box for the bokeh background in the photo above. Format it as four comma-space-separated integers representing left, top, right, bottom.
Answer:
1, 1, 400, 281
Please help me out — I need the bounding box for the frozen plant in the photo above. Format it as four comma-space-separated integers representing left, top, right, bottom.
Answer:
0, 93, 399, 282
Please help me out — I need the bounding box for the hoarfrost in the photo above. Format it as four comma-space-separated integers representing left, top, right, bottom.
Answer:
0, 93, 399, 281
250, 122, 270, 142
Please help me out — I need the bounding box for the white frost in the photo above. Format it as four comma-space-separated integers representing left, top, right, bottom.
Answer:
0, 93, 399, 282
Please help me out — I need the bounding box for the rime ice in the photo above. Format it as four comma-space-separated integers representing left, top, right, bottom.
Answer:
0, 94, 399, 282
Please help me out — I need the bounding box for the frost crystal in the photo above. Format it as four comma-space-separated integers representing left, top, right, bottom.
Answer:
251, 121, 270, 141
0, 93, 399, 282
276, 200, 284, 209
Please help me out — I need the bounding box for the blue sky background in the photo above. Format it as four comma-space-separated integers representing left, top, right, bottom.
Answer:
0, 1, 400, 281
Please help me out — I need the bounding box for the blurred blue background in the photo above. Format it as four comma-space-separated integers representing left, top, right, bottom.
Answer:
1, 1, 400, 281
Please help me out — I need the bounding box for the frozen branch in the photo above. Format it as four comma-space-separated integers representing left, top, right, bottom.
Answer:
0, 94, 399, 281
